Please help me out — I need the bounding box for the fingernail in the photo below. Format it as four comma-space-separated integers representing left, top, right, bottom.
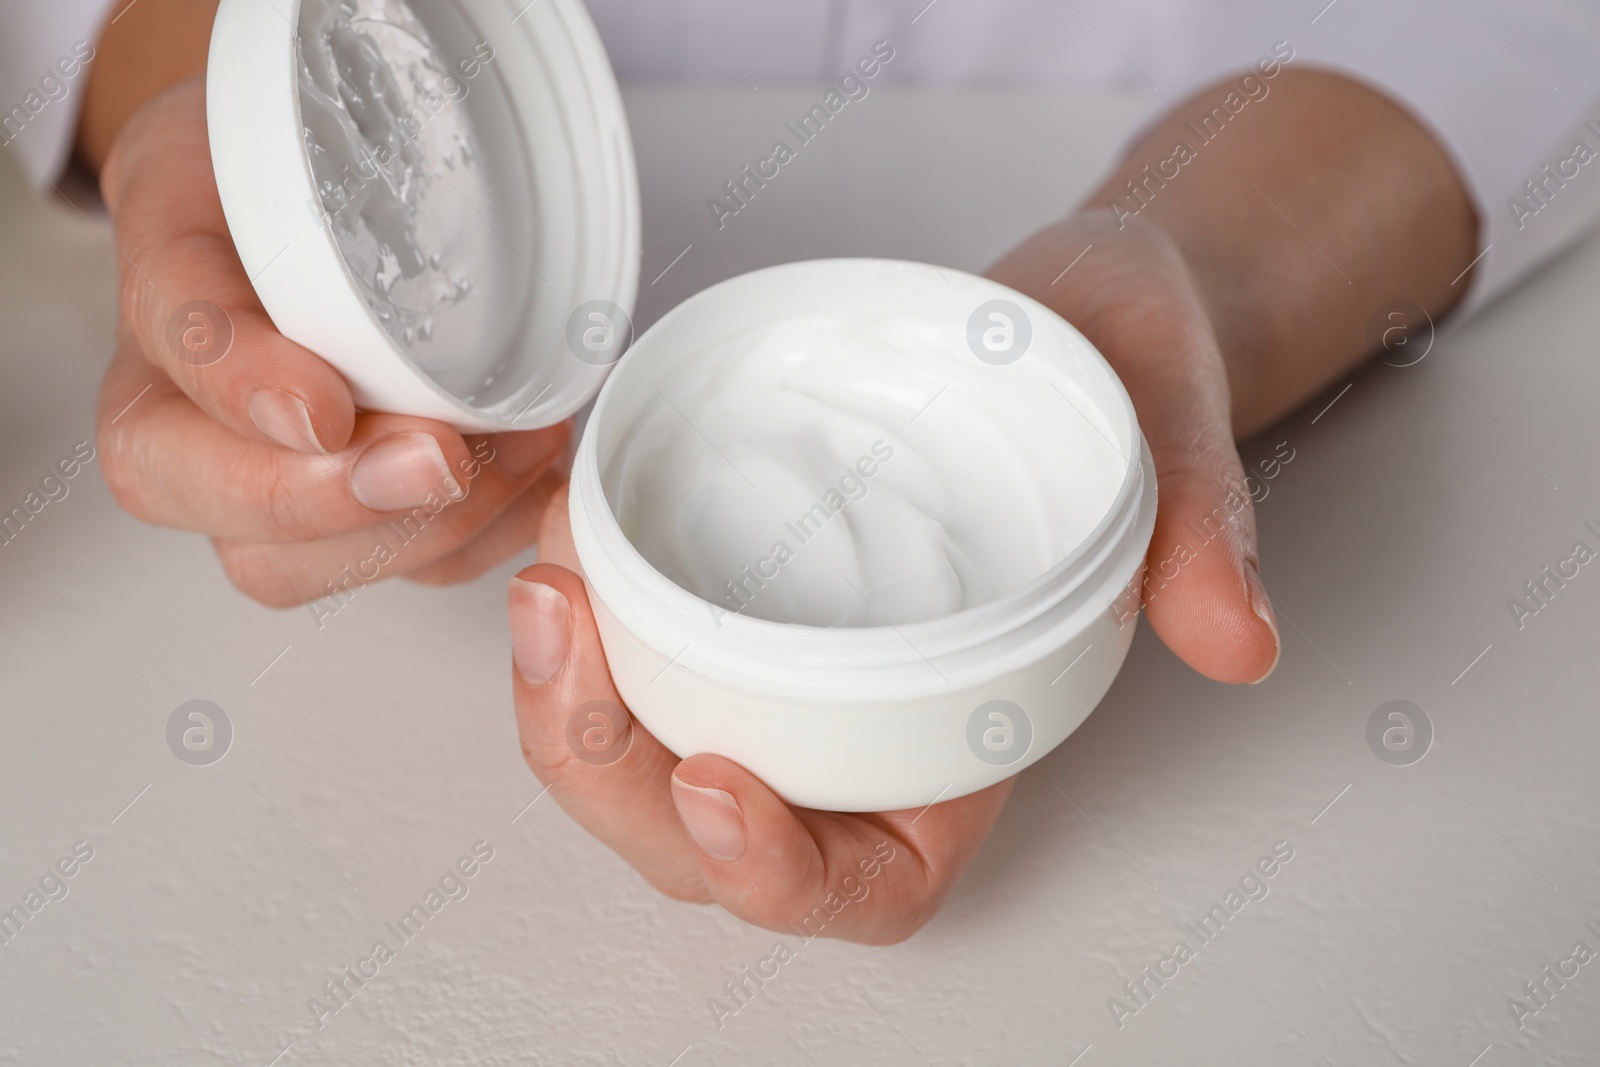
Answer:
509, 578, 569, 686
1244, 559, 1281, 684
671, 774, 747, 862
248, 390, 324, 454
351, 433, 461, 512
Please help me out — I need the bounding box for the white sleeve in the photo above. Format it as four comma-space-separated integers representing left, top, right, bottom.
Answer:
0, 1, 119, 191
1149, 0, 1600, 313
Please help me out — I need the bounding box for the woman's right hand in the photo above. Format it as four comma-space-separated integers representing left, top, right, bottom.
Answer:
95, 78, 571, 607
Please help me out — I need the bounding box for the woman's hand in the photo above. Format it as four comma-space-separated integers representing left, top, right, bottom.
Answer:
94, 79, 570, 606
504, 212, 1281, 944
989, 211, 1281, 683
504, 66, 1483, 944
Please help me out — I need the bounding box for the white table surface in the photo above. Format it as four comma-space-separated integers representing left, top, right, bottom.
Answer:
3, 85, 1600, 1067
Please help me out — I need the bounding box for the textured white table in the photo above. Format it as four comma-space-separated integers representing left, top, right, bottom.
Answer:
3, 86, 1600, 1067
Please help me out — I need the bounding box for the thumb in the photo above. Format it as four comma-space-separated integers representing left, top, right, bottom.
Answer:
1138, 426, 1281, 685
1087, 252, 1280, 684
989, 214, 1280, 684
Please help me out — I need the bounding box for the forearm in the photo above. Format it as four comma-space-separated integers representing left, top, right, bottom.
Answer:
1082, 68, 1479, 437
76, 0, 221, 174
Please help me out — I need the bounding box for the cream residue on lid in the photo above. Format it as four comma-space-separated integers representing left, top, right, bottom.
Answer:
296, 0, 524, 394
604, 315, 1127, 628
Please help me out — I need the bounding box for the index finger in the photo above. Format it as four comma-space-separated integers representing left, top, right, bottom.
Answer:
103, 77, 356, 454
509, 561, 711, 903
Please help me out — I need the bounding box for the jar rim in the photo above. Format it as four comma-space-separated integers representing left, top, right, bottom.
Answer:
571, 258, 1156, 691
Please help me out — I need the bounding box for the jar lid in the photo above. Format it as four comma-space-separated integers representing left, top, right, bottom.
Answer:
207, 0, 640, 431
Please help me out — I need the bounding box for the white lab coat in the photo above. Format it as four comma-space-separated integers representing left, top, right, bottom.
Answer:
6, 0, 1599, 310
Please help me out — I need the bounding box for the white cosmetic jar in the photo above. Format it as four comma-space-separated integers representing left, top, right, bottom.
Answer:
570, 259, 1157, 812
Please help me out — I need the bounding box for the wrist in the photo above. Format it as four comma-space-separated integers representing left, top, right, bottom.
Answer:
1080, 68, 1478, 436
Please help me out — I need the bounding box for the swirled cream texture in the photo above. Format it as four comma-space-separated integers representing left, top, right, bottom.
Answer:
297, 0, 522, 392
605, 316, 1128, 628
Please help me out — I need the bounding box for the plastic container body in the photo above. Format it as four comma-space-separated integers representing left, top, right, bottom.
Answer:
207, 0, 640, 431
570, 259, 1157, 812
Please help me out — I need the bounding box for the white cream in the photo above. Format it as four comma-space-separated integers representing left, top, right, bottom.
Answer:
605, 315, 1127, 628
297, 0, 525, 394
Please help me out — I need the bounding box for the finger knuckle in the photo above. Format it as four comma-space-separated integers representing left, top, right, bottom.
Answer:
858, 854, 944, 946
117, 232, 242, 378
251, 456, 324, 542
749, 900, 822, 936
1158, 437, 1246, 499
95, 426, 154, 525
517, 731, 584, 787
213, 541, 302, 608
116, 265, 156, 355
646, 873, 714, 906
